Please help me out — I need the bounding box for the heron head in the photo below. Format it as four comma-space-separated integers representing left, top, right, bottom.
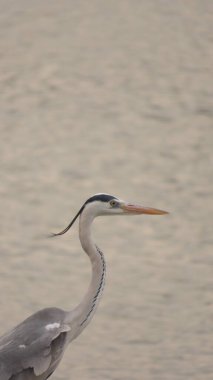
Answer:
83, 193, 168, 216
51, 193, 168, 237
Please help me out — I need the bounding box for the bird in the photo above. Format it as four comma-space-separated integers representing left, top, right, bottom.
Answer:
0, 193, 168, 379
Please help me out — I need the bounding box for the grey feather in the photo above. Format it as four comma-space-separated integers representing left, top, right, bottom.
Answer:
0, 308, 70, 380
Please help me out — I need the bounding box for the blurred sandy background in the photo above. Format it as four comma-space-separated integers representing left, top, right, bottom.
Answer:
0, 1, 213, 379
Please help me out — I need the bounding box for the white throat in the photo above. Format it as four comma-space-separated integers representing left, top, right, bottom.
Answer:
71, 204, 106, 331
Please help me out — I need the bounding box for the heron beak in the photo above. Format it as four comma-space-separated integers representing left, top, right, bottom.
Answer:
121, 203, 169, 215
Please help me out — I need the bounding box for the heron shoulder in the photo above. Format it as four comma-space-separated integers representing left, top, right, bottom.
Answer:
0, 307, 70, 379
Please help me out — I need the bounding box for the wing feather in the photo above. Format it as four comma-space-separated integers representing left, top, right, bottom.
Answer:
0, 308, 70, 379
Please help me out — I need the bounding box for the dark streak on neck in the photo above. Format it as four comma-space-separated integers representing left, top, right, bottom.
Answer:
80, 246, 106, 326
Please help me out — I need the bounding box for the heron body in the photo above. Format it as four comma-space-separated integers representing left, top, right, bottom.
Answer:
0, 193, 168, 379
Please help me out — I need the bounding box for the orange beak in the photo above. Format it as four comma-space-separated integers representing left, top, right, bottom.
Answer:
121, 203, 169, 215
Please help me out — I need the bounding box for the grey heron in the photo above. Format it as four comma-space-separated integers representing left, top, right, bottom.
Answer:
0, 193, 168, 379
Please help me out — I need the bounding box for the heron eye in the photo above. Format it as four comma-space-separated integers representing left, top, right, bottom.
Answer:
110, 200, 118, 207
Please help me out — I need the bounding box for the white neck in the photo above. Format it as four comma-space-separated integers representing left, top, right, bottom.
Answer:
70, 206, 106, 331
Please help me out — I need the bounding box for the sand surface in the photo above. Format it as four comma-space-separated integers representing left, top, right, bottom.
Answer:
0, 1, 213, 379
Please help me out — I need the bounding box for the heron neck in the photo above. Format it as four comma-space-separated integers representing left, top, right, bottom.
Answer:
72, 209, 106, 329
